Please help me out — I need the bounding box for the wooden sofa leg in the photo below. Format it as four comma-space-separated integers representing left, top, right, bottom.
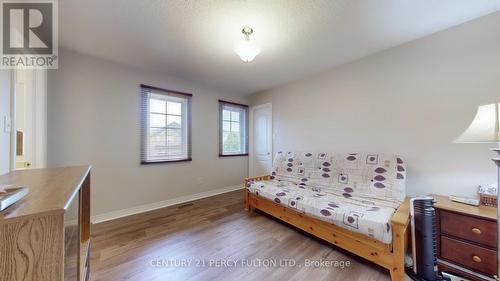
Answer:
390, 223, 407, 281
390, 268, 404, 281
245, 189, 250, 211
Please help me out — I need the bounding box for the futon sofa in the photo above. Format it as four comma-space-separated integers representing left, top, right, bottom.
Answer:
245, 151, 410, 281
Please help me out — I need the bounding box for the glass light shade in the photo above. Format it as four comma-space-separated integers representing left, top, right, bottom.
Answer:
455, 103, 500, 143
235, 40, 261, 63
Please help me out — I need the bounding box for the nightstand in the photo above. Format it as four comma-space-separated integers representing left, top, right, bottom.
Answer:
433, 195, 497, 281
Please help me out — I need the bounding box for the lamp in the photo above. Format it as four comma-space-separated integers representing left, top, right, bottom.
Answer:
235, 27, 260, 63
454, 103, 500, 279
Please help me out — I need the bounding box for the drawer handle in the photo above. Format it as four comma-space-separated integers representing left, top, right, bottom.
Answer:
471, 227, 482, 235
472, 255, 482, 263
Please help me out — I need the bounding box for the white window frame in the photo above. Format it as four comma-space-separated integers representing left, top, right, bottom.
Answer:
219, 100, 248, 157
141, 85, 192, 164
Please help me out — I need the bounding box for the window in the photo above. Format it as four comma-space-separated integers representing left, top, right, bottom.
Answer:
219, 100, 248, 156
141, 84, 192, 163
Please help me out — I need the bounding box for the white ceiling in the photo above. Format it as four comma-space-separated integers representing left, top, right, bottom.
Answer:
60, 0, 500, 95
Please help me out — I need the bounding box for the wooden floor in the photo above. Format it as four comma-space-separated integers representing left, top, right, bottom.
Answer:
91, 190, 395, 281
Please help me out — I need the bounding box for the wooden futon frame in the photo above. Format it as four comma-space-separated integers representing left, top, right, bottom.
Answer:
245, 175, 410, 281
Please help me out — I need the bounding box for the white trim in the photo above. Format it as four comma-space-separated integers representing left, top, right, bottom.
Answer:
91, 184, 244, 224
9, 70, 15, 172
249, 103, 273, 177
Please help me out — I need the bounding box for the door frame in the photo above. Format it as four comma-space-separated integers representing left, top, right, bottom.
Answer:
9, 70, 15, 171
249, 102, 272, 177
10, 69, 47, 170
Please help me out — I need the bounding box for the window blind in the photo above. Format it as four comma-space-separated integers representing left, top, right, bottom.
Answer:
219, 100, 249, 156
140, 84, 192, 164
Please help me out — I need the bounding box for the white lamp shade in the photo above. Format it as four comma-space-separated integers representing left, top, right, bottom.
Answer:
455, 103, 500, 143
235, 40, 261, 63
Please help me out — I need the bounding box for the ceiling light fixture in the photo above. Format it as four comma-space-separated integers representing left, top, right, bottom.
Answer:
235, 27, 260, 63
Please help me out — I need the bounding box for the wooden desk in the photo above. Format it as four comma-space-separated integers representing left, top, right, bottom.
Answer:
0, 166, 91, 281
433, 195, 497, 281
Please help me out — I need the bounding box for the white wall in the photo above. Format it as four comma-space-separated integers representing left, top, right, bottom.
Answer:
48, 50, 249, 216
251, 12, 500, 198
0, 70, 11, 175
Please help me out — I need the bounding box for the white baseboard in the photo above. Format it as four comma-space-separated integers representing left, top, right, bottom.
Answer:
91, 184, 244, 224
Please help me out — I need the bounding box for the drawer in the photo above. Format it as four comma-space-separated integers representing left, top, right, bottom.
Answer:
440, 210, 497, 248
438, 262, 486, 281
441, 236, 497, 276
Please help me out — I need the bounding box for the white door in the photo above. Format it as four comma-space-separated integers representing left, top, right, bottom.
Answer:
11, 69, 46, 170
250, 103, 272, 176
14, 69, 33, 169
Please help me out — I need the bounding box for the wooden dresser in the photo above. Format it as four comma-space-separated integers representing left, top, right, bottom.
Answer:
0, 166, 91, 281
434, 195, 497, 281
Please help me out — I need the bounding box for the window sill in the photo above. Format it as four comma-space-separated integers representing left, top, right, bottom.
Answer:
219, 153, 249, 157
141, 158, 192, 164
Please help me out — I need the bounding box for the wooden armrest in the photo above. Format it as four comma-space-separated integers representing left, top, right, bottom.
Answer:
391, 197, 410, 227
244, 175, 271, 186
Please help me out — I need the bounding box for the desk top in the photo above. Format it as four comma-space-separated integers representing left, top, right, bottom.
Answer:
433, 194, 496, 221
0, 166, 91, 221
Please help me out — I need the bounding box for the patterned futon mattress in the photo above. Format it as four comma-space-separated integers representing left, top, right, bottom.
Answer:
247, 179, 397, 244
